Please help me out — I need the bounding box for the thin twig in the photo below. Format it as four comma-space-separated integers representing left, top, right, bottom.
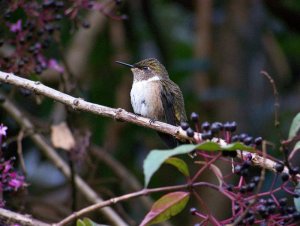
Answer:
54, 181, 224, 226
261, 70, 280, 128
17, 128, 27, 175
260, 71, 292, 170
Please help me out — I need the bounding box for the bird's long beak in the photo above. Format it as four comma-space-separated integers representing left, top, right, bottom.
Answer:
115, 61, 134, 68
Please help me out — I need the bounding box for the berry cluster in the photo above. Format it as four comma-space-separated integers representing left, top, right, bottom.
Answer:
0, 0, 123, 76
181, 112, 262, 158
180, 113, 300, 225
182, 112, 261, 143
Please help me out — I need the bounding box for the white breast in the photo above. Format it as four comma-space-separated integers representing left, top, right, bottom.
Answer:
130, 76, 160, 117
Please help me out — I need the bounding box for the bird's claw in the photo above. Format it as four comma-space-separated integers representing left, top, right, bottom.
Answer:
149, 118, 156, 125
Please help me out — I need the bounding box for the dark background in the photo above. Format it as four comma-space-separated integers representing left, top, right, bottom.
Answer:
0, 0, 300, 225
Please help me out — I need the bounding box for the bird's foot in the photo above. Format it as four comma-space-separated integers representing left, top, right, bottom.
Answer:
149, 118, 156, 125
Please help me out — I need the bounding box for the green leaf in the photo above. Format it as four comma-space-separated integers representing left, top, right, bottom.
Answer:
76, 219, 85, 226
289, 113, 300, 139
83, 218, 102, 226
143, 144, 195, 187
139, 191, 190, 226
222, 142, 254, 151
165, 157, 190, 177
143, 142, 253, 187
195, 141, 221, 151
294, 183, 300, 212
76, 218, 103, 226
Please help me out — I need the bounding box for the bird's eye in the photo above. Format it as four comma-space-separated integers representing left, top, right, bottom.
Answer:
142, 66, 150, 71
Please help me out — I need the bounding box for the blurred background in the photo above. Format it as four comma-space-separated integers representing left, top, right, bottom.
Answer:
0, 0, 300, 225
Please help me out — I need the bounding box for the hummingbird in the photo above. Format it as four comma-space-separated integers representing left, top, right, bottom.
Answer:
116, 58, 187, 148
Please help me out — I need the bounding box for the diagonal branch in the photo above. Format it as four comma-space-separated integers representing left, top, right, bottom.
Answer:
0, 70, 299, 182
0, 208, 50, 226
54, 181, 224, 226
0, 71, 188, 141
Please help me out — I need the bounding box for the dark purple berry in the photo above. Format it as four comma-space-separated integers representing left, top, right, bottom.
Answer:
293, 212, 300, 220
226, 184, 233, 191
281, 172, 289, 181
222, 150, 237, 157
234, 204, 240, 212
238, 133, 248, 141
211, 122, 222, 133
247, 182, 256, 192
254, 137, 263, 145
279, 197, 287, 207
45, 23, 54, 33
1, 142, 8, 151
251, 176, 260, 185
55, 14, 63, 20
287, 206, 296, 214
246, 215, 255, 224
275, 163, 284, 173
241, 168, 249, 177
180, 122, 189, 131
190, 207, 197, 215
55, 1, 64, 7
228, 121, 237, 132
246, 210, 254, 218
190, 112, 199, 122
231, 135, 239, 142
242, 160, 252, 169
234, 165, 242, 175
222, 151, 229, 157
243, 136, 253, 145
228, 151, 237, 158
240, 185, 247, 193
43, 0, 55, 8
201, 131, 212, 140
268, 204, 276, 214
224, 122, 231, 131
259, 198, 266, 205
289, 166, 299, 175
266, 198, 274, 206
257, 205, 268, 217
201, 121, 210, 131
186, 128, 194, 138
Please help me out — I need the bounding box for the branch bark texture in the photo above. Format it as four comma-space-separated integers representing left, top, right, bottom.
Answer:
0, 71, 186, 140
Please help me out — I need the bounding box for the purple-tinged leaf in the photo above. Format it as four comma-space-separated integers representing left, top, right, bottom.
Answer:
140, 191, 190, 226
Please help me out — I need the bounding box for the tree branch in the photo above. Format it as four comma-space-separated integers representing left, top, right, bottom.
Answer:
0, 208, 50, 226
0, 70, 299, 181
0, 71, 188, 141
54, 181, 224, 226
